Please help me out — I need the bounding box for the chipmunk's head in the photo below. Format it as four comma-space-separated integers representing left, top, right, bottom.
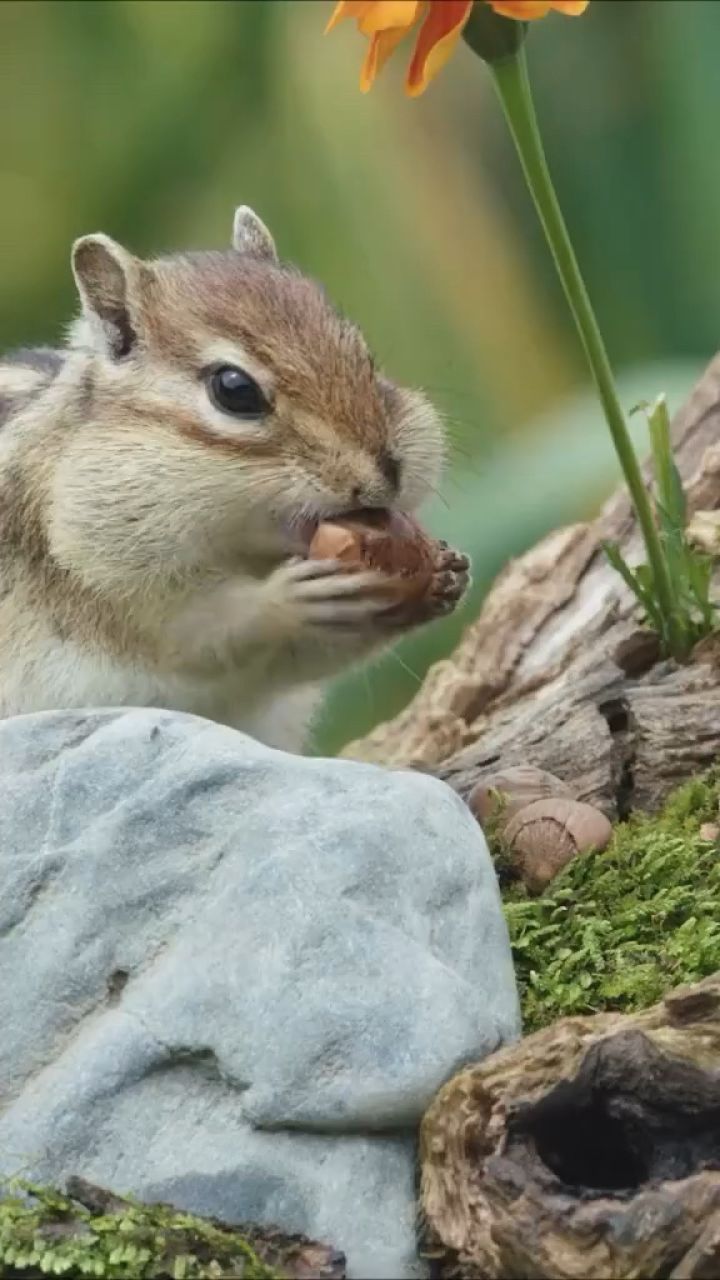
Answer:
60, 207, 444, 583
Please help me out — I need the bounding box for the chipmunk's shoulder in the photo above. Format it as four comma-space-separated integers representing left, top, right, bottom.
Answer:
0, 346, 64, 428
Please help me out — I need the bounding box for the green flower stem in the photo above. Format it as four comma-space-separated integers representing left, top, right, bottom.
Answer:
489, 46, 681, 650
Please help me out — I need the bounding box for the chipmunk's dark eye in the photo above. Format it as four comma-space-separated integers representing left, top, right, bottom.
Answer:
207, 365, 268, 419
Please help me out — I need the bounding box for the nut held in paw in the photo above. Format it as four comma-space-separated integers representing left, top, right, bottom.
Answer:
309, 509, 436, 604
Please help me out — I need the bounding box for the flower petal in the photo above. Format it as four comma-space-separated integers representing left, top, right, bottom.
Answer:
358, 0, 423, 34
406, 0, 474, 97
360, 22, 416, 91
325, 1, 377, 35
489, 1, 553, 17
489, 0, 589, 17
550, 0, 589, 13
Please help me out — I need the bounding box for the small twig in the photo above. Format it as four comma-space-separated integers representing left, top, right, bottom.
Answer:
65, 1175, 133, 1217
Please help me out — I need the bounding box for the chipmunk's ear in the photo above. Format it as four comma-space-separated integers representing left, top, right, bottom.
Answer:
232, 206, 278, 262
72, 234, 146, 359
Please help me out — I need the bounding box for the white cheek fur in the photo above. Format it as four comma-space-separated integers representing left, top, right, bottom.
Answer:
393, 393, 446, 510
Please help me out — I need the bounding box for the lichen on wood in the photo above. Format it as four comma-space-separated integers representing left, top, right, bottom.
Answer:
0, 1178, 344, 1280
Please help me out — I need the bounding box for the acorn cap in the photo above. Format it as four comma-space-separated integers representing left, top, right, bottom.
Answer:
468, 765, 573, 826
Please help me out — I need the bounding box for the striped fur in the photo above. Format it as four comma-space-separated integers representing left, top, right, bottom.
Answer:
0, 210, 461, 751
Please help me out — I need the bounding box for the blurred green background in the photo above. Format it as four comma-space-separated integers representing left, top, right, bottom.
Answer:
1, 0, 717, 752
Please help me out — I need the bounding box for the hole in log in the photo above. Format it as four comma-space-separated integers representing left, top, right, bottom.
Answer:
516, 1085, 649, 1190
508, 1031, 720, 1198
597, 698, 628, 735
598, 696, 635, 819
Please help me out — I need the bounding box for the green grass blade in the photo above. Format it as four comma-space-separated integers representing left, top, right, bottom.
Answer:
648, 394, 686, 531
602, 542, 663, 633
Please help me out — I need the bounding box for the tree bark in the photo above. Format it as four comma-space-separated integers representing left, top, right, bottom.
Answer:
419, 973, 720, 1280
343, 355, 720, 820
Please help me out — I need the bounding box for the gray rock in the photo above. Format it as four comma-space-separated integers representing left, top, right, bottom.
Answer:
0, 708, 520, 1278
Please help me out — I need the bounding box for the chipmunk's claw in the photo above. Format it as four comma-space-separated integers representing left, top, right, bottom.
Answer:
435, 546, 471, 575
379, 541, 471, 630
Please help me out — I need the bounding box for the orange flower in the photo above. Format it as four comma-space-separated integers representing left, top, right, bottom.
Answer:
326, 0, 589, 96
489, 1, 588, 16
326, 2, 473, 96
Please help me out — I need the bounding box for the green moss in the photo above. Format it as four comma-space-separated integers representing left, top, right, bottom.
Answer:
0, 1181, 279, 1279
503, 771, 720, 1033
476, 790, 517, 885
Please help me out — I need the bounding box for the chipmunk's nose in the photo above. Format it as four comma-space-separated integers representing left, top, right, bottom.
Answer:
349, 450, 401, 509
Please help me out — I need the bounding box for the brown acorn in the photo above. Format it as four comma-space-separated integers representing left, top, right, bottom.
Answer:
468, 765, 573, 826
503, 797, 612, 894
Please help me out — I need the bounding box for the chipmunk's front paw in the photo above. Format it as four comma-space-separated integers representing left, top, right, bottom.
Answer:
429, 541, 471, 614
264, 556, 400, 634
381, 542, 471, 629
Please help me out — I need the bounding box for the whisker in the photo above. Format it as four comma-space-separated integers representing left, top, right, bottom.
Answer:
443, 439, 476, 465
422, 481, 450, 510
442, 418, 488, 446
361, 664, 376, 722
387, 648, 424, 686
422, 384, 484, 403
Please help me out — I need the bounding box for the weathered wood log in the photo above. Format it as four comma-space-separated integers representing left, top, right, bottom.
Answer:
419, 973, 720, 1280
343, 355, 720, 819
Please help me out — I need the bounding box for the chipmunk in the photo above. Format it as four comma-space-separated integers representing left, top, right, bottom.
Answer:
0, 207, 469, 751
